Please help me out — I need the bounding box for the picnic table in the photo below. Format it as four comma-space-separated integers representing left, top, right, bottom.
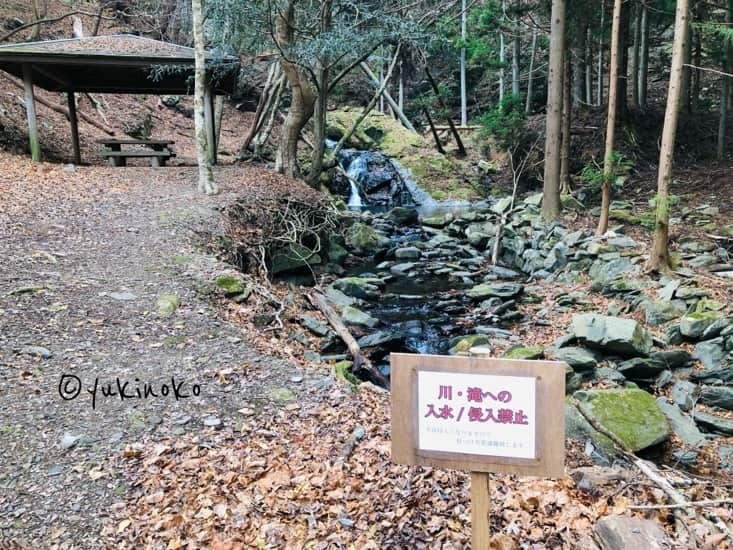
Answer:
98, 138, 176, 167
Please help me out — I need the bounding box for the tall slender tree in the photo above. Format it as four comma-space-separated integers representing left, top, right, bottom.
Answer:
542, 0, 566, 222
460, 0, 468, 126
192, 0, 217, 194
646, 0, 690, 272
596, 0, 623, 235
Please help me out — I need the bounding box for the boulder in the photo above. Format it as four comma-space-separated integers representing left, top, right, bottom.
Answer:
502, 345, 544, 360
421, 214, 450, 228
571, 314, 653, 356
694, 410, 733, 435
345, 222, 390, 252
699, 386, 733, 410
642, 299, 686, 326
341, 306, 379, 328
565, 401, 619, 463
671, 380, 697, 411
551, 346, 601, 371
387, 206, 419, 225
574, 389, 669, 452
327, 242, 349, 265
650, 349, 692, 369
330, 277, 380, 300
616, 357, 666, 379
299, 315, 332, 337
357, 330, 404, 348
656, 398, 707, 447
594, 517, 670, 550
680, 311, 719, 340
466, 282, 524, 301
270, 243, 322, 274
394, 246, 421, 260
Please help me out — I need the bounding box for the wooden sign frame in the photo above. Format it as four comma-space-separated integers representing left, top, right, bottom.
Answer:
390, 353, 565, 478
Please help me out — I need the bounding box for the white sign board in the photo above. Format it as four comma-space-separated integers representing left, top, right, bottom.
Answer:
417, 370, 536, 459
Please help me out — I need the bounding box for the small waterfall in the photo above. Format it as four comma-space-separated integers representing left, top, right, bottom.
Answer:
348, 180, 364, 208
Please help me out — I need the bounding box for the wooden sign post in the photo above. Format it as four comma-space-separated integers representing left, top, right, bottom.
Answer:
390, 353, 566, 548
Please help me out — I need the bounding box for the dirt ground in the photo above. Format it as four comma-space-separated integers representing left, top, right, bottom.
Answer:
0, 156, 329, 548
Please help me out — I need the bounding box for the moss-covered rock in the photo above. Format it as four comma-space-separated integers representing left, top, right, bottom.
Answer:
333, 360, 361, 387
574, 389, 669, 452
571, 313, 653, 356
450, 334, 490, 355
502, 345, 545, 360
680, 311, 719, 339
270, 243, 322, 275
215, 275, 244, 295
345, 222, 390, 253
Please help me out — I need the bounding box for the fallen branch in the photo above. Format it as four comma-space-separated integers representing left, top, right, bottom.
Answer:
0, 10, 116, 42
306, 290, 389, 388
1, 73, 115, 135
628, 499, 733, 510
336, 426, 366, 467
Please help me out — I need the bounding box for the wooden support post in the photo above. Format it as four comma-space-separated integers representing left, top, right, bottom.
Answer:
203, 82, 216, 165
21, 64, 40, 162
470, 471, 490, 549
67, 91, 81, 164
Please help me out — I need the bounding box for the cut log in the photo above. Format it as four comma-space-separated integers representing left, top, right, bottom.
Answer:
307, 290, 389, 388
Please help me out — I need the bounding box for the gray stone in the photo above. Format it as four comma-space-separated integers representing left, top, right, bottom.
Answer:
694, 410, 733, 435
565, 402, 619, 463
594, 517, 670, 550
680, 240, 715, 253
390, 262, 417, 275
642, 299, 686, 326
341, 306, 379, 328
357, 330, 403, 348
330, 277, 380, 300
657, 279, 681, 301
61, 434, 79, 450
387, 206, 419, 225
718, 445, 733, 473
594, 367, 627, 385
699, 386, 733, 410
324, 286, 359, 307
270, 243, 322, 274
551, 347, 601, 371
299, 315, 332, 337
607, 236, 637, 248
327, 242, 349, 265
656, 398, 707, 447
20, 345, 52, 359
588, 258, 637, 287
421, 214, 450, 228
690, 365, 733, 384
574, 389, 669, 451
693, 338, 727, 369
303, 350, 322, 362
571, 313, 653, 356
466, 282, 524, 301
47, 465, 65, 476
650, 349, 693, 370
203, 416, 222, 428
680, 312, 719, 339
394, 247, 421, 260
672, 449, 698, 466
617, 357, 666, 379
671, 380, 698, 411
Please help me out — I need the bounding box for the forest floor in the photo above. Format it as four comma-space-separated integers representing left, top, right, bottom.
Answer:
0, 152, 730, 549
0, 155, 330, 549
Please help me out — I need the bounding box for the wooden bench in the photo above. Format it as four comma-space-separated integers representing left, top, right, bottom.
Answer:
97, 139, 176, 167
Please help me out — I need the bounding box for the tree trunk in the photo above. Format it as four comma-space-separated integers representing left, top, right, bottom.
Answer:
307, 0, 332, 188
560, 48, 572, 194
646, 0, 689, 273
460, 0, 468, 125
275, 1, 316, 180
691, 10, 702, 113
499, 0, 506, 102
638, 2, 649, 109
616, 0, 630, 117
526, 28, 538, 114
598, 0, 605, 106
597, 0, 623, 235
425, 68, 466, 156
573, 27, 585, 103
585, 27, 593, 104
681, 17, 692, 113
512, 34, 520, 97
29, 0, 42, 41
542, 0, 566, 222
191, 0, 216, 194
717, 0, 733, 159
630, 1, 641, 109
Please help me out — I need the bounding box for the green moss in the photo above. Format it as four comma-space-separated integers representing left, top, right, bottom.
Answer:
334, 360, 361, 388
575, 389, 669, 452
450, 335, 490, 354
215, 275, 244, 294
431, 189, 447, 200
502, 345, 544, 360
609, 210, 642, 225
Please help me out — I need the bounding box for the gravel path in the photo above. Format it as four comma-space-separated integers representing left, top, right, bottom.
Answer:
0, 166, 304, 548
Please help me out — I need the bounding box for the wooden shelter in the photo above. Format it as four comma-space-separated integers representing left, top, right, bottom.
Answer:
0, 34, 239, 164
